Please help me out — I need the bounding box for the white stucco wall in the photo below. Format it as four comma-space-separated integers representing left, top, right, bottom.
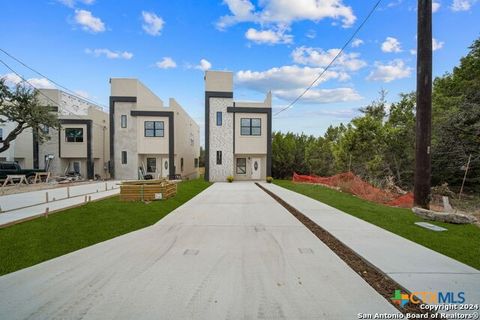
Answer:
114, 102, 139, 180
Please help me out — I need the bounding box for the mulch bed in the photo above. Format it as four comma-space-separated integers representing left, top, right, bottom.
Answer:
256, 183, 435, 317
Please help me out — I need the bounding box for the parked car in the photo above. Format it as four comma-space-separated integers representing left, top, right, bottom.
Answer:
0, 161, 44, 184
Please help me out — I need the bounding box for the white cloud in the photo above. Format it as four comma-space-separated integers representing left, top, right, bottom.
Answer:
57, 0, 95, 8
451, 0, 477, 11
236, 65, 348, 92
381, 37, 402, 53
275, 87, 362, 103
432, 38, 445, 51
432, 1, 441, 12
245, 25, 293, 44
195, 59, 212, 71
367, 59, 412, 82
156, 57, 177, 69
409, 38, 445, 55
142, 11, 164, 36
217, 0, 356, 29
306, 29, 316, 39
1, 73, 56, 89
85, 48, 133, 59
351, 38, 364, 48
74, 9, 105, 33
292, 46, 367, 71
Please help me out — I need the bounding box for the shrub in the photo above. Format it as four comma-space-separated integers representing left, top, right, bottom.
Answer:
266, 176, 273, 183
227, 176, 234, 183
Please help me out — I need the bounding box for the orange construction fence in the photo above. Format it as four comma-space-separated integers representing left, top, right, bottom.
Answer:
292, 172, 413, 208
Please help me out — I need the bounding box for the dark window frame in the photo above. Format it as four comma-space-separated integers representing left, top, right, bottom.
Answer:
121, 115, 127, 128
181, 158, 184, 172
65, 128, 84, 142
216, 151, 222, 165
236, 158, 247, 174
0, 127, 3, 142
121, 151, 127, 164
216, 112, 222, 126
194, 158, 199, 168
240, 118, 261, 136
144, 121, 164, 137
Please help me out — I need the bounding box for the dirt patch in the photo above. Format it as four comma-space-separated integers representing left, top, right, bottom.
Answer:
256, 182, 435, 317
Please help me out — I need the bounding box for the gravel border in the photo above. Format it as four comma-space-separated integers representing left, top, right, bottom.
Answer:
256, 182, 435, 316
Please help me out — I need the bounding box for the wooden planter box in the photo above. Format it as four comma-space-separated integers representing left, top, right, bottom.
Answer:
119, 180, 177, 201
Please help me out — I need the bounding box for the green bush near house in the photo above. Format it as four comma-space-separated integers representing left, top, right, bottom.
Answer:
266, 176, 273, 183
0, 179, 212, 276
274, 180, 480, 270
227, 176, 234, 183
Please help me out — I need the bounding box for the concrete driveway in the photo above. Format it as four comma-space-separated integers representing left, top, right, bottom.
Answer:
0, 182, 396, 319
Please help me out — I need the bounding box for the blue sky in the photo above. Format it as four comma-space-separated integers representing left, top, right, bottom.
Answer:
1, 0, 479, 146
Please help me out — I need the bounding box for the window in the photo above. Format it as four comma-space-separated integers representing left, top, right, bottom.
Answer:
121, 115, 127, 128
240, 118, 261, 136
146, 158, 156, 172
1, 163, 17, 170
194, 158, 199, 168
0, 128, 3, 141
65, 128, 84, 142
216, 151, 222, 165
216, 112, 222, 126
144, 121, 164, 137
121, 151, 127, 164
181, 158, 184, 172
73, 161, 81, 174
236, 158, 247, 174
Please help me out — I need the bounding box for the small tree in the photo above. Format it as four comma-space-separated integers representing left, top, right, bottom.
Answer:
0, 79, 60, 153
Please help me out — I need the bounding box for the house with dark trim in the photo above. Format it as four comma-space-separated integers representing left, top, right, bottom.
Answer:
205, 70, 272, 182
110, 78, 199, 180
36, 89, 110, 179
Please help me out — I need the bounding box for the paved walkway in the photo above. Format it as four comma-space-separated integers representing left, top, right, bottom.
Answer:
0, 181, 120, 227
260, 182, 480, 307
0, 182, 396, 319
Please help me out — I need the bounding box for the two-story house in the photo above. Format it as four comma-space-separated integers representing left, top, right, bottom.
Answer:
205, 71, 272, 182
36, 89, 110, 179
110, 78, 200, 180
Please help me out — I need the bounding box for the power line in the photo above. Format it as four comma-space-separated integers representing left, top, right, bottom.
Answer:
0, 58, 106, 129
274, 0, 383, 117
0, 47, 108, 110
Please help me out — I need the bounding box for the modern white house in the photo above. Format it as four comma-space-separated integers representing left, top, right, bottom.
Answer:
1, 89, 110, 179
36, 89, 110, 179
110, 78, 200, 180
204, 70, 272, 182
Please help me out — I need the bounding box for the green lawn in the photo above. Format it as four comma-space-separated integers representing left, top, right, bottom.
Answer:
274, 180, 480, 270
0, 179, 211, 276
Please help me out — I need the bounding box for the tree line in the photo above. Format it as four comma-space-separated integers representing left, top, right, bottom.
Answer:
272, 38, 480, 193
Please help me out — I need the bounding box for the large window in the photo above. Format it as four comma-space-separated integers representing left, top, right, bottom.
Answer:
65, 128, 84, 142
216, 112, 222, 126
240, 118, 261, 136
144, 121, 164, 137
236, 158, 246, 174
121, 151, 127, 164
216, 151, 222, 165
146, 158, 156, 172
121, 115, 127, 128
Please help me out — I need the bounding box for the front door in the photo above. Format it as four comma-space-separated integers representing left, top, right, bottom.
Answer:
251, 158, 261, 180
161, 158, 169, 178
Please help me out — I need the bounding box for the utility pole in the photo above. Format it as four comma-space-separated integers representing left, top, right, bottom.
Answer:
459, 154, 472, 199
414, 0, 433, 209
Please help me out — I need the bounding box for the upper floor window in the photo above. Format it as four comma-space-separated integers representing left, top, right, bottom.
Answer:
240, 118, 261, 136
121, 151, 127, 164
144, 121, 164, 137
121, 115, 127, 128
216, 112, 222, 126
65, 128, 84, 142
216, 151, 222, 165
